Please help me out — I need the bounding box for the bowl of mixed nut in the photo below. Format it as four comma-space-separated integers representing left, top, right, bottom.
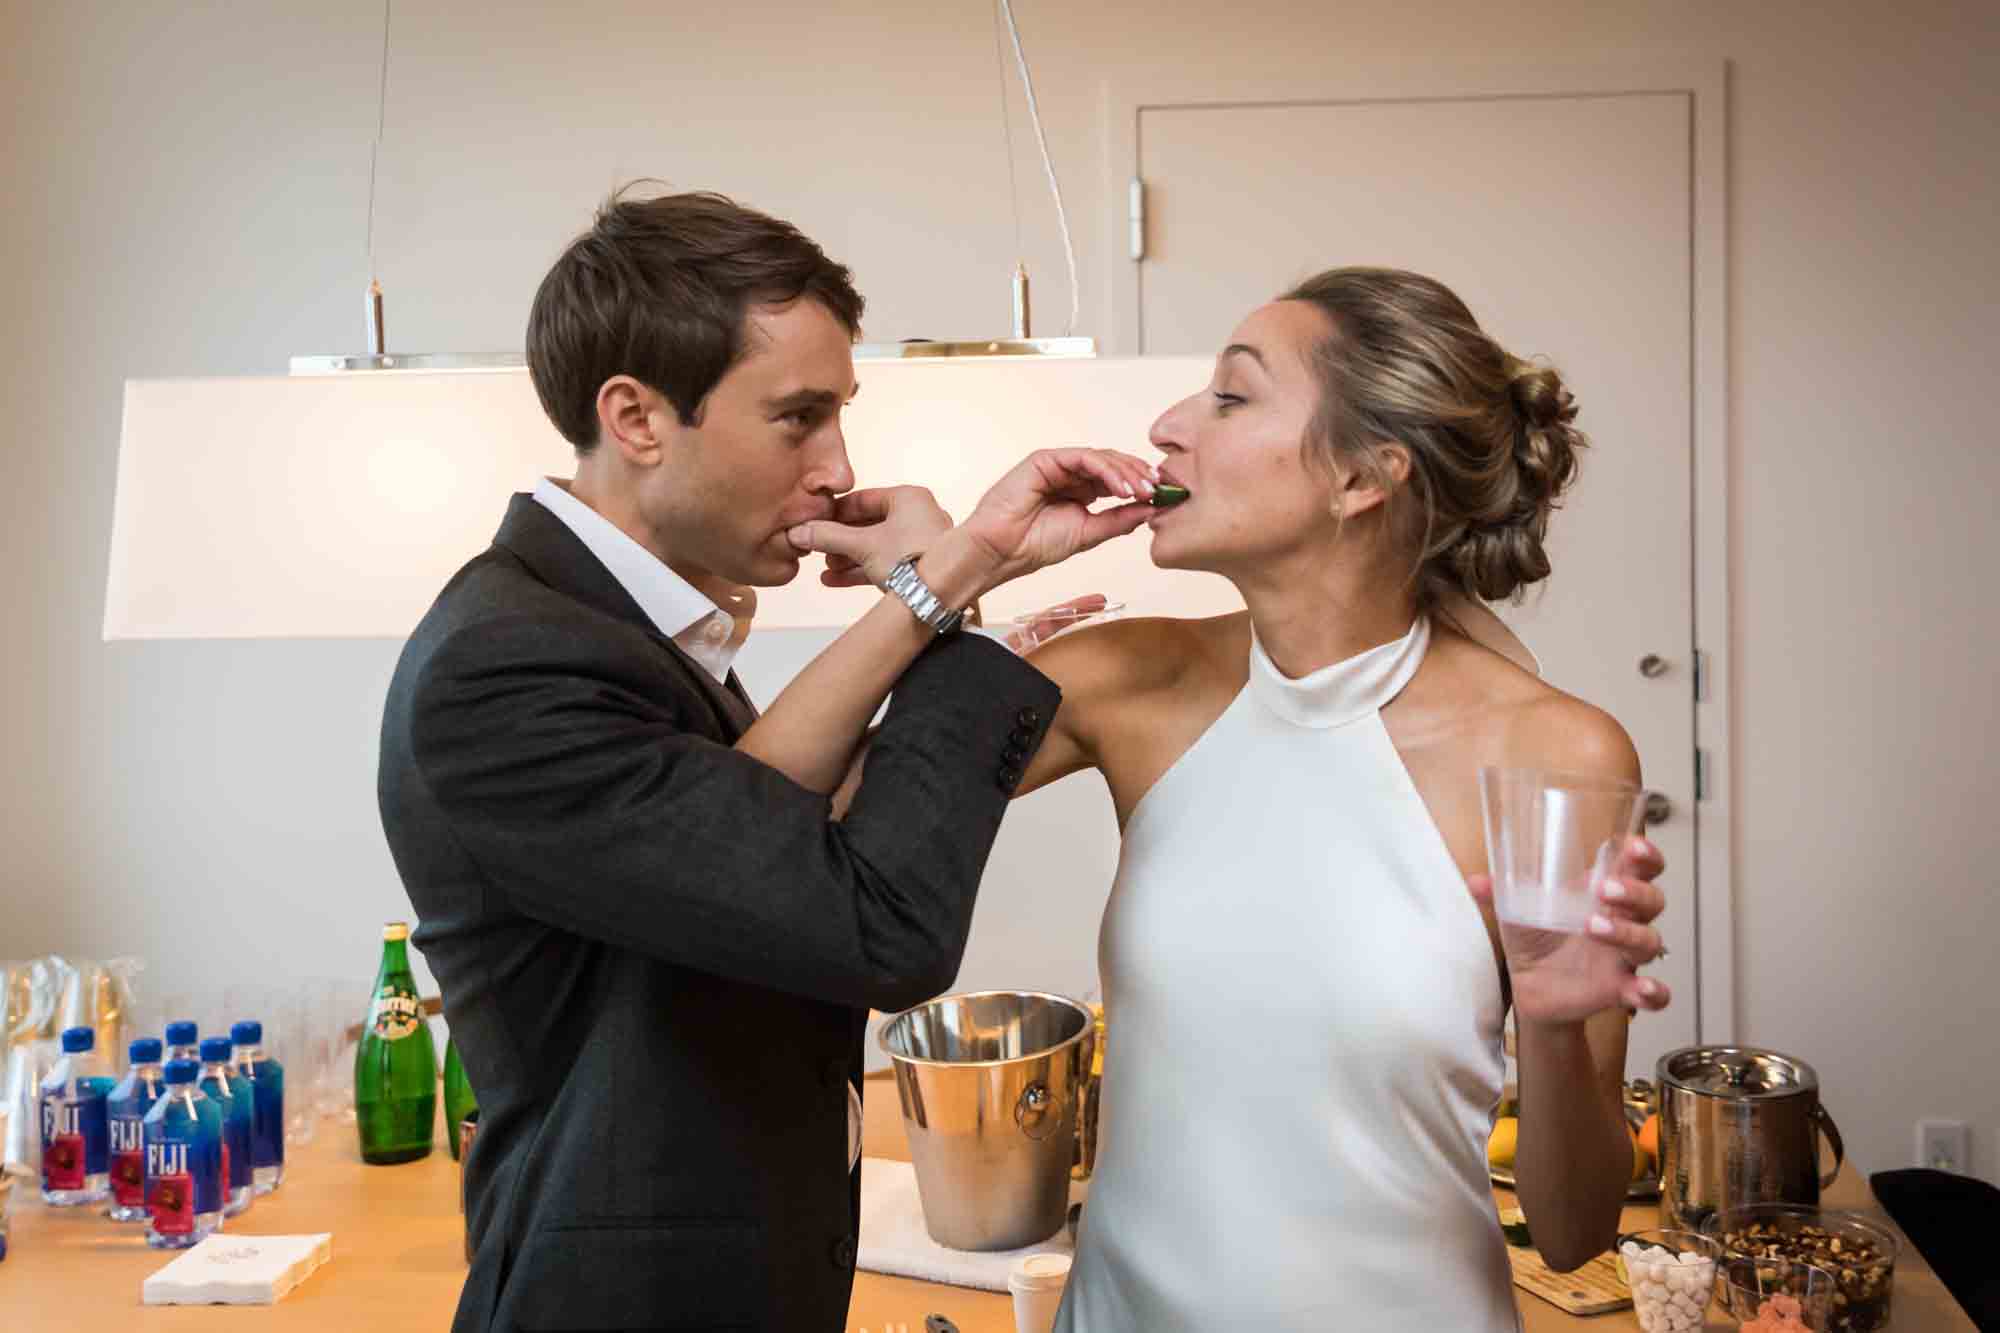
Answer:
1703, 1204, 1899, 1333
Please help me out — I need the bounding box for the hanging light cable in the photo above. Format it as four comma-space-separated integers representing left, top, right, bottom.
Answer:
362, 0, 393, 354
991, 0, 1030, 338
998, 0, 1079, 338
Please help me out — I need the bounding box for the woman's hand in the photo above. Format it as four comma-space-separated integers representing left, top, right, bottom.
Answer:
958, 448, 1157, 587
787, 485, 953, 589
1470, 837, 1672, 1027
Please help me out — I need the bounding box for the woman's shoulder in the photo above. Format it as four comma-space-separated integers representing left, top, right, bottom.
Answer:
1424, 627, 1641, 783
1025, 609, 1248, 703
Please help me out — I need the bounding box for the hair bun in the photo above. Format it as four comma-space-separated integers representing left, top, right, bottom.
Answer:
1437, 359, 1585, 600
1509, 362, 1577, 432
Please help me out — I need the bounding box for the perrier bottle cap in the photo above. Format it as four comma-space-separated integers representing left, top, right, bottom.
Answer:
382, 921, 410, 941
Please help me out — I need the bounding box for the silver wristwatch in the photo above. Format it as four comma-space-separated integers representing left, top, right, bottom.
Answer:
881, 556, 964, 635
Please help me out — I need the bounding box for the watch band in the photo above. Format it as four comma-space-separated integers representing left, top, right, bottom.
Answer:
881, 556, 965, 635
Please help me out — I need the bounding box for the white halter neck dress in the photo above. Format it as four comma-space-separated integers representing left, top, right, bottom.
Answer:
1054, 616, 1520, 1331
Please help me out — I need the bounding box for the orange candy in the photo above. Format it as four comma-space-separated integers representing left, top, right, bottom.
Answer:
1738, 1292, 1810, 1333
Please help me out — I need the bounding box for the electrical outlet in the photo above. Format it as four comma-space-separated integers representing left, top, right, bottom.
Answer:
1917, 1119, 1970, 1174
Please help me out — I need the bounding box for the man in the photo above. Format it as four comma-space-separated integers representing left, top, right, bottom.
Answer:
377, 190, 1152, 1332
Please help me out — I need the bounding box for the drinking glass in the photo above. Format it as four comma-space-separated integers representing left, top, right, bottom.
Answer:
1006, 599, 1125, 654
1479, 766, 1647, 933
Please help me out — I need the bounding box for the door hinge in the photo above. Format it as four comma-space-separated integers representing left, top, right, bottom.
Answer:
1692, 649, 1710, 703
1129, 177, 1146, 261
1694, 746, 1711, 802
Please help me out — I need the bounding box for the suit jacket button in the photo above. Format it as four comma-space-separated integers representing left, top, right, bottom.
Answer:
1002, 744, 1028, 765
1016, 707, 1040, 728
831, 1233, 857, 1270
998, 767, 1022, 791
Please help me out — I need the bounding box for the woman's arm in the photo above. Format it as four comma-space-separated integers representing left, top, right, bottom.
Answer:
1479, 696, 1670, 1271
741, 449, 1155, 794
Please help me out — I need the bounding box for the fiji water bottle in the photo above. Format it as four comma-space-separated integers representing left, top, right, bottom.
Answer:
164, 1020, 201, 1065
197, 1037, 254, 1218
230, 1020, 284, 1194
142, 1058, 223, 1249
39, 1026, 114, 1205
106, 1037, 166, 1221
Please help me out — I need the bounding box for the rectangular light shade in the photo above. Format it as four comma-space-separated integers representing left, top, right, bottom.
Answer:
103, 358, 1242, 639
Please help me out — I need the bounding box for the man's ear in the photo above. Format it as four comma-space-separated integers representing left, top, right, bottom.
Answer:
1332, 443, 1410, 520
596, 376, 671, 467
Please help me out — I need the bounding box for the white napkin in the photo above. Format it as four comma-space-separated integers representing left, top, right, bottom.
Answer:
141, 1233, 333, 1305
856, 1156, 1083, 1292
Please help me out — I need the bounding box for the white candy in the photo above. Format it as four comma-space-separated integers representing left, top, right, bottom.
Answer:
1627, 1244, 1716, 1333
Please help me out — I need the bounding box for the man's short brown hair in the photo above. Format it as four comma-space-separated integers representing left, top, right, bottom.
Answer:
526, 187, 865, 450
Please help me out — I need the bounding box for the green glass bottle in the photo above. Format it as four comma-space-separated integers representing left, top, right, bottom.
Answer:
354, 921, 436, 1165
442, 1037, 478, 1162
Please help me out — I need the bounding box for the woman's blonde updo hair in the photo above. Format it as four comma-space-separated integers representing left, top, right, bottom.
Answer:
1281, 267, 1585, 604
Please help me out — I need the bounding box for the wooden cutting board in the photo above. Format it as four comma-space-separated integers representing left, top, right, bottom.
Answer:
1507, 1247, 1632, 1316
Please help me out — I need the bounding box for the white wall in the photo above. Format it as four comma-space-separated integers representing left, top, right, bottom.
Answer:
2, 0, 1994, 1182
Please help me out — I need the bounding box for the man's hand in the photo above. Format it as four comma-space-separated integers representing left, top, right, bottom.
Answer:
788, 486, 953, 589
1469, 836, 1672, 1026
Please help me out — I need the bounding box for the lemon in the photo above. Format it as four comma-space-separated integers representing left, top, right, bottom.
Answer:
1487, 1116, 1519, 1170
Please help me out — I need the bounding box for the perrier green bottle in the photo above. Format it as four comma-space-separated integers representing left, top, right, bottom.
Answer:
355, 921, 436, 1165
442, 1037, 477, 1162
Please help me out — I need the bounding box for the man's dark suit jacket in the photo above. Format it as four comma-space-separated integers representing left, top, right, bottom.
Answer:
377, 495, 1059, 1332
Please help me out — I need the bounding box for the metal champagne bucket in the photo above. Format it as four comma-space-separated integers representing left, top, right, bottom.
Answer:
879, 990, 1094, 1251
1656, 1046, 1844, 1232
458, 1111, 480, 1263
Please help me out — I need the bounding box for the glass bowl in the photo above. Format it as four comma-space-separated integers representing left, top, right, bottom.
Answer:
1718, 1255, 1837, 1329
1617, 1228, 1721, 1331
1703, 1203, 1899, 1333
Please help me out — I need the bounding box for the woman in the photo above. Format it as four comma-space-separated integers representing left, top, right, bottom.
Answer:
999, 269, 1673, 1330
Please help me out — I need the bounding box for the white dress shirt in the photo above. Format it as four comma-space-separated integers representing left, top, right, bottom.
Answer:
532, 478, 743, 683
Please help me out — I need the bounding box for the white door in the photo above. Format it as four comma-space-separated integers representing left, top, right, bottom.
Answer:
1133, 92, 1699, 1078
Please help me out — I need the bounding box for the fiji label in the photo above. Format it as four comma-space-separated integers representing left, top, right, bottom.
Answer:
110, 1116, 147, 1205
42, 1098, 86, 1190
371, 988, 423, 1041
147, 1142, 194, 1235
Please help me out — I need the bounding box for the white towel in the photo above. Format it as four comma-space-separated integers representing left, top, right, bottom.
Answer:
856, 1156, 1084, 1292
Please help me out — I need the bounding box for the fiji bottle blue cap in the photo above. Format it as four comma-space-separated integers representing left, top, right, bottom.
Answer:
163, 1058, 199, 1085
198, 1037, 232, 1064
130, 1037, 164, 1064
165, 1021, 198, 1046
61, 1026, 94, 1053
230, 1021, 262, 1046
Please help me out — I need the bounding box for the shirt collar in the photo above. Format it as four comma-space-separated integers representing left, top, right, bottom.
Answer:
531, 478, 745, 680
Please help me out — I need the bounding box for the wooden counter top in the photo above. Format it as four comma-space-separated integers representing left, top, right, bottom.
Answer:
1, 1077, 1973, 1331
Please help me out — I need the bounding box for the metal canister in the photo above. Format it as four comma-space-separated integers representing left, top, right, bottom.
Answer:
1655, 1046, 1844, 1232
879, 990, 1093, 1251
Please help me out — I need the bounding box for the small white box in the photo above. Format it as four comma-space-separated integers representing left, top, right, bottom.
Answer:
142, 1233, 333, 1305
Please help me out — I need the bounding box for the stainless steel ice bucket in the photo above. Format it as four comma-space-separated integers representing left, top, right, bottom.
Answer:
1656, 1045, 1844, 1232
878, 990, 1093, 1251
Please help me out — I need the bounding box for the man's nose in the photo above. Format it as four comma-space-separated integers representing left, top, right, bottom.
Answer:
810, 428, 856, 497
